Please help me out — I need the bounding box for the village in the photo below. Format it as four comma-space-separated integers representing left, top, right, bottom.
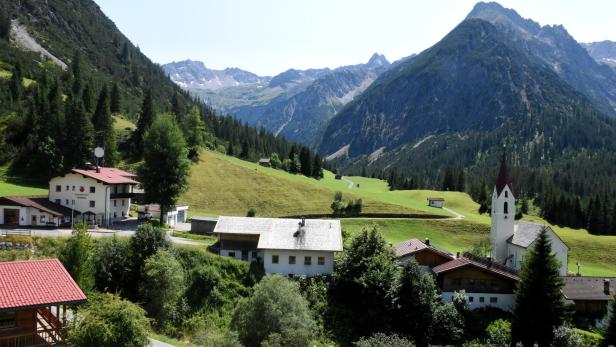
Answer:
1, 157, 615, 346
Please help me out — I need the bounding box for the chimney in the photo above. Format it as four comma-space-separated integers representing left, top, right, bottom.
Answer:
605, 279, 611, 295
96, 166, 101, 173
424, 238, 430, 246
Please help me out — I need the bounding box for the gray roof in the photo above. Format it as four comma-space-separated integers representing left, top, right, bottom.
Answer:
508, 222, 551, 248
563, 277, 616, 301
191, 216, 218, 222
214, 216, 343, 252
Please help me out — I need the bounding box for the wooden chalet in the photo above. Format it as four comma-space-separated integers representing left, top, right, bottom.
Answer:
0, 259, 87, 346
394, 238, 454, 268
563, 277, 616, 320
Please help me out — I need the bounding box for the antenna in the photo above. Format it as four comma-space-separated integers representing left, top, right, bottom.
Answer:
94, 147, 104, 170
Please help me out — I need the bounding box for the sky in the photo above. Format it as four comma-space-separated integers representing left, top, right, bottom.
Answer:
94, 0, 616, 76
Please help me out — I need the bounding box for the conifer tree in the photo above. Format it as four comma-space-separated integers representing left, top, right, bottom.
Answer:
182, 106, 206, 160
110, 83, 122, 114
92, 85, 117, 166
9, 62, 23, 102
299, 147, 312, 177
312, 154, 323, 179
64, 98, 94, 169
132, 89, 155, 158
604, 295, 616, 347
71, 50, 82, 96
511, 228, 565, 346
82, 83, 93, 114
0, 11, 10, 40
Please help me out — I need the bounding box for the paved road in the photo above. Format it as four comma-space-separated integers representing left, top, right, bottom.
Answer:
149, 338, 176, 347
342, 177, 355, 189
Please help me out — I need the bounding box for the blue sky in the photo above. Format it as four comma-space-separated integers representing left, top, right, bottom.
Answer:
94, 0, 616, 76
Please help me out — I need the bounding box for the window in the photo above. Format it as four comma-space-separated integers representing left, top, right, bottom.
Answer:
72, 186, 75, 191
114, 200, 117, 207
289, 256, 296, 264
113, 212, 117, 218
272, 255, 279, 264
505, 191, 508, 198
228, 252, 236, 258
479, 297, 485, 303
55, 199, 61, 204
304, 256, 312, 265
503, 201, 509, 214
469, 279, 476, 285
114, 186, 117, 193
468, 296, 474, 302
40, 215, 45, 223
252, 251, 258, 259
318, 256, 325, 265
122, 200, 125, 206
66, 185, 69, 191
490, 297, 498, 303
0, 311, 16, 329
89, 200, 95, 208
71, 199, 75, 205
55, 185, 61, 192
66, 199, 69, 205
479, 280, 486, 288
90, 186, 95, 193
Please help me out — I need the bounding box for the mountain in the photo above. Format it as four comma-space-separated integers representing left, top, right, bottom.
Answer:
165, 53, 390, 147
466, 1, 616, 117
583, 41, 616, 70
317, 16, 616, 208
163, 60, 269, 90
0, 0, 317, 179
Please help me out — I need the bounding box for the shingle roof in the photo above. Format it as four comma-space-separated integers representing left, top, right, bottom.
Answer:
0, 259, 87, 311
433, 253, 520, 281
394, 238, 454, 260
214, 216, 343, 252
563, 277, 616, 301
0, 195, 74, 217
71, 167, 139, 184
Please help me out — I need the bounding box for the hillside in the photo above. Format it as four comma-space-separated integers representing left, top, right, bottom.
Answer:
583, 40, 616, 70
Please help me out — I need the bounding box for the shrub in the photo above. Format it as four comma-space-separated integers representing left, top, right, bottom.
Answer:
552, 325, 583, 347
92, 236, 130, 294
59, 222, 94, 291
486, 319, 511, 347
139, 249, 186, 324
69, 293, 150, 347
354, 333, 415, 347
231, 275, 316, 347
246, 207, 256, 217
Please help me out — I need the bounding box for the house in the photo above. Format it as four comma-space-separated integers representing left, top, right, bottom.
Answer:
48, 166, 140, 226
427, 197, 445, 208
490, 157, 568, 275
563, 277, 616, 321
0, 259, 87, 346
433, 253, 520, 311
335, 174, 342, 180
394, 238, 454, 269
213, 216, 343, 276
0, 196, 73, 227
258, 158, 271, 167
137, 204, 188, 226
190, 216, 218, 234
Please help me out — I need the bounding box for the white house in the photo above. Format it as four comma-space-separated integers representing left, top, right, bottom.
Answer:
427, 197, 445, 208
490, 158, 569, 275
213, 216, 343, 276
0, 195, 73, 227
137, 204, 188, 226
48, 167, 140, 226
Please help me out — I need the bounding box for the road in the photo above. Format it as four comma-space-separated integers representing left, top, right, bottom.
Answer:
342, 177, 355, 189
149, 338, 176, 347
443, 207, 465, 220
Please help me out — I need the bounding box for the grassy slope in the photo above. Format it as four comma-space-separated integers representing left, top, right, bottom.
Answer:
0, 166, 47, 196
179, 150, 426, 217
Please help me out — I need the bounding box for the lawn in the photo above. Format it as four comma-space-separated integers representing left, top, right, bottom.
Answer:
112, 115, 136, 131
179, 150, 426, 217
0, 166, 47, 196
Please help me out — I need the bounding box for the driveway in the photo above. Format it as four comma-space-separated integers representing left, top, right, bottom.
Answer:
149, 338, 176, 347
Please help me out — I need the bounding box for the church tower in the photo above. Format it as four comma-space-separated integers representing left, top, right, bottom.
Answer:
490, 156, 516, 263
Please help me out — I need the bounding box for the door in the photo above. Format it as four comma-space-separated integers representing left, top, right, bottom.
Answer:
3, 209, 19, 226
177, 210, 185, 223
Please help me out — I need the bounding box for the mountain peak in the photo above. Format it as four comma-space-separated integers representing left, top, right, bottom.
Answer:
467, 1, 541, 35
367, 53, 390, 68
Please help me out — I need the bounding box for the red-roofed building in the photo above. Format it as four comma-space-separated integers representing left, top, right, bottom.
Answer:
433, 252, 520, 311
0, 259, 87, 346
48, 167, 140, 226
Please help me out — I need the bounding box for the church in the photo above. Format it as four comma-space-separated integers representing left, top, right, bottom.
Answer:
490, 158, 569, 276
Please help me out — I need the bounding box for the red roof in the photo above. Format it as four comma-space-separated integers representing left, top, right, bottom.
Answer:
433, 253, 520, 281
0, 196, 74, 217
71, 167, 140, 185
495, 156, 513, 196
0, 259, 87, 310
395, 238, 454, 260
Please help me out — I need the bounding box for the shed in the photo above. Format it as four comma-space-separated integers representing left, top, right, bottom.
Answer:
427, 197, 445, 208
191, 216, 218, 234
258, 158, 271, 167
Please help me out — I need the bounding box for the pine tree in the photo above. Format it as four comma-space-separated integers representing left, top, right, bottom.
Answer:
299, 147, 312, 177
9, 62, 23, 102
0, 11, 10, 40
71, 50, 82, 96
110, 83, 122, 114
312, 154, 323, 179
511, 228, 565, 347
64, 98, 94, 170
82, 83, 93, 114
604, 295, 616, 347
456, 170, 465, 191
182, 106, 206, 160
132, 89, 155, 158
92, 85, 117, 166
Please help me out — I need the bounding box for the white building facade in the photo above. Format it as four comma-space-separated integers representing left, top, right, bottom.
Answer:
214, 216, 343, 276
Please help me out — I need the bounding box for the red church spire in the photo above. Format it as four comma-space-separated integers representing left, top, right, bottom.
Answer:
495, 155, 511, 196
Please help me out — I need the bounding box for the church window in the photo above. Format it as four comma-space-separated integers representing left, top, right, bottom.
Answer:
505, 191, 508, 198
503, 202, 509, 214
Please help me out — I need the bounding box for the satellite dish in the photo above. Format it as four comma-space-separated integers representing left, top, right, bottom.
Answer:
94, 147, 105, 158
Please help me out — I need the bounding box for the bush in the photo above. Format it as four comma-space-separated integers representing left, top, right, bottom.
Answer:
69, 293, 150, 347
59, 222, 94, 291
186, 264, 224, 309
139, 249, 186, 325
486, 319, 511, 347
246, 207, 256, 217
553, 325, 583, 347
231, 275, 316, 347
92, 236, 130, 294
354, 333, 415, 347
